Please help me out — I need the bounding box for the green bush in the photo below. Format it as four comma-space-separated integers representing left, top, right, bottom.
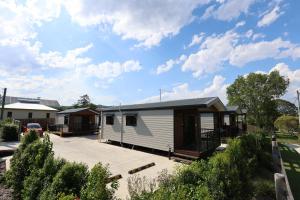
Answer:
22, 155, 66, 200
274, 115, 299, 134
40, 162, 88, 199
0, 123, 19, 141
81, 163, 118, 200
4, 132, 52, 199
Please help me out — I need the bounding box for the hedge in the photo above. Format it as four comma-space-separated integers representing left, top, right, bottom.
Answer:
0, 123, 19, 141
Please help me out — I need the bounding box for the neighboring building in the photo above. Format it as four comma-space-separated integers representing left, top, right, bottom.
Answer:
222, 106, 247, 137
101, 97, 226, 158
4, 96, 60, 108
56, 108, 100, 135
3, 102, 57, 130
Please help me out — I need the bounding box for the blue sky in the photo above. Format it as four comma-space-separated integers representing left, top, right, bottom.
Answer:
0, 0, 300, 106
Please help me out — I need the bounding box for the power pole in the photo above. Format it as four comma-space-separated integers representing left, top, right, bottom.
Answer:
0, 88, 7, 121
297, 90, 300, 125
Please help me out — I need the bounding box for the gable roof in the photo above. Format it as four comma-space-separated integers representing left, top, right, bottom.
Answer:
226, 106, 243, 114
58, 107, 99, 114
103, 97, 226, 112
4, 103, 57, 111
3, 96, 60, 108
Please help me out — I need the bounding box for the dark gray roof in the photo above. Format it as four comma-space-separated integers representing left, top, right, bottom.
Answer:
103, 97, 225, 111
3, 96, 60, 108
58, 107, 99, 114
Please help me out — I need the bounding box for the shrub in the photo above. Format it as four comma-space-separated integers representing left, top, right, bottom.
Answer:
41, 162, 88, 199
81, 163, 118, 200
0, 123, 19, 141
22, 155, 66, 200
252, 179, 275, 200
4, 133, 52, 199
274, 115, 299, 134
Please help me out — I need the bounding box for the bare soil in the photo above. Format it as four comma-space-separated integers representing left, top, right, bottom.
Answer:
0, 160, 13, 200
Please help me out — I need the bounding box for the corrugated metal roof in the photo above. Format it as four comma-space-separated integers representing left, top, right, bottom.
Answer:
103, 97, 224, 111
4, 102, 57, 111
58, 108, 99, 114
3, 96, 60, 108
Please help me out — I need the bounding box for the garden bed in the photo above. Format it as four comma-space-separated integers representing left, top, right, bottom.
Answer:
0, 160, 13, 200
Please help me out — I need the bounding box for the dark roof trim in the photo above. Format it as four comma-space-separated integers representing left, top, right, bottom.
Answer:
58, 108, 100, 114
103, 97, 226, 112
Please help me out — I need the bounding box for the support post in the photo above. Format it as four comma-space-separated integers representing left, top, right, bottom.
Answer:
0, 88, 7, 121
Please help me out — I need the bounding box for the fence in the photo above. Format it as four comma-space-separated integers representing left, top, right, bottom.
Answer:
272, 134, 294, 200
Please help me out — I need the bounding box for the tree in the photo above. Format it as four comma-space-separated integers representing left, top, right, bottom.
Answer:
73, 94, 97, 110
227, 71, 289, 129
274, 115, 299, 134
275, 99, 298, 116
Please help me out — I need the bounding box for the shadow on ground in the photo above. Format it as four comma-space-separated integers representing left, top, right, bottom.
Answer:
279, 144, 300, 200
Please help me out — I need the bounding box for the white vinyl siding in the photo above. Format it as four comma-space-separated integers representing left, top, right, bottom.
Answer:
200, 113, 214, 129
103, 109, 174, 151
3, 109, 56, 120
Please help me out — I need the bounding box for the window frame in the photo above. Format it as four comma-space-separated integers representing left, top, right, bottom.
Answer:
106, 115, 114, 125
64, 115, 69, 125
46, 113, 50, 119
125, 114, 137, 126
28, 112, 33, 119
7, 111, 12, 118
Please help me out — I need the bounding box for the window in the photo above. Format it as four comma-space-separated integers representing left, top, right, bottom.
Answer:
46, 113, 50, 119
64, 115, 69, 125
106, 115, 114, 125
28, 112, 33, 119
126, 115, 137, 126
7, 112, 12, 118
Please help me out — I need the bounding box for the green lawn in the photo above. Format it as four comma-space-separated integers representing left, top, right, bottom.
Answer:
279, 144, 300, 200
276, 132, 300, 144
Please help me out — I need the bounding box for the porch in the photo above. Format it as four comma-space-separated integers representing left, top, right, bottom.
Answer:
174, 108, 221, 158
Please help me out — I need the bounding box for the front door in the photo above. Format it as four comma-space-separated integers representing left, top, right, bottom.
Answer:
183, 114, 197, 150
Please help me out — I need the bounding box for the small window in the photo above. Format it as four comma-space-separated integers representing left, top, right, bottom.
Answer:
126, 115, 137, 126
106, 115, 114, 125
46, 113, 50, 119
7, 112, 12, 118
28, 112, 33, 119
64, 115, 69, 125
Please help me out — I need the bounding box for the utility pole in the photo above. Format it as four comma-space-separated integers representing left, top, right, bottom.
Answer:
0, 88, 7, 121
297, 90, 300, 125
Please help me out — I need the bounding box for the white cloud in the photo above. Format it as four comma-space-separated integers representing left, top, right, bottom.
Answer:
141, 75, 229, 103
229, 38, 292, 66
37, 44, 93, 69
182, 31, 238, 77
63, 0, 211, 48
257, 5, 283, 27
186, 32, 205, 48
156, 55, 187, 75
202, 0, 255, 21
252, 33, 265, 40
85, 60, 142, 79
235, 21, 246, 28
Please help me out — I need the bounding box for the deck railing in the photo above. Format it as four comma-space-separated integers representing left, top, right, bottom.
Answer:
198, 128, 221, 152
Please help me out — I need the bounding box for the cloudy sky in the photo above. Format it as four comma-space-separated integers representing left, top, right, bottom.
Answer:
0, 0, 299, 106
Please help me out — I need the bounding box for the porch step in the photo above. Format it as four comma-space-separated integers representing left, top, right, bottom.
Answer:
173, 152, 199, 160
171, 156, 193, 164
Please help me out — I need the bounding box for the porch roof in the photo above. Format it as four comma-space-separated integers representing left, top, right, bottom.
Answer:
103, 97, 226, 112
57, 108, 99, 114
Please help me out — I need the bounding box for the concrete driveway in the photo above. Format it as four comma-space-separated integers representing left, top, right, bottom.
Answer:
49, 134, 181, 199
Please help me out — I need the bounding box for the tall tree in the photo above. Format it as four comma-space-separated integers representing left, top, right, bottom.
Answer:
73, 94, 97, 109
227, 71, 289, 129
275, 99, 298, 116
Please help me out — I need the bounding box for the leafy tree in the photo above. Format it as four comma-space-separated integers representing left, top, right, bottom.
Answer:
274, 115, 299, 134
227, 71, 289, 129
275, 99, 298, 116
73, 94, 97, 110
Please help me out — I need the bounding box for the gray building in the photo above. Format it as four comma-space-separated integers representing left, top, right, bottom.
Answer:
101, 97, 226, 158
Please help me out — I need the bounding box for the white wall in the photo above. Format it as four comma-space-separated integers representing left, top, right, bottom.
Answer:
3, 109, 56, 120
103, 109, 174, 152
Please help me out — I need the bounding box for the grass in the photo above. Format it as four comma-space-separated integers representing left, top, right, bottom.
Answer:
276, 132, 300, 144
279, 143, 300, 200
